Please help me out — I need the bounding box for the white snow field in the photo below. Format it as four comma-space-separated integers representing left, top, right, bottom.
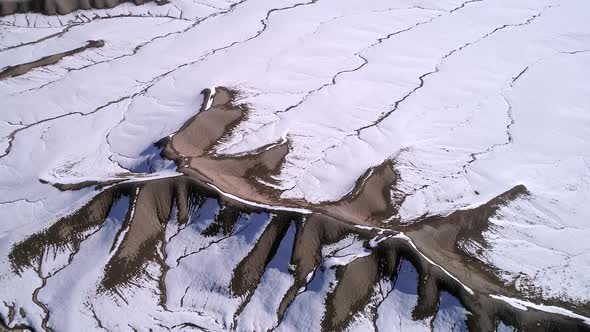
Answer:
1, 0, 589, 330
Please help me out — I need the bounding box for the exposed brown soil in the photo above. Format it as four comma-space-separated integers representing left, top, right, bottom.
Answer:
41, 178, 124, 191
404, 185, 531, 298
163, 87, 398, 227
230, 213, 293, 297
9, 86, 588, 331
318, 160, 398, 226
9, 175, 590, 331
9, 187, 117, 274
0, 302, 29, 332
167, 88, 242, 158
164, 87, 590, 329
404, 184, 590, 321
0, 322, 29, 332
101, 179, 174, 290
0, 40, 104, 80
323, 254, 379, 331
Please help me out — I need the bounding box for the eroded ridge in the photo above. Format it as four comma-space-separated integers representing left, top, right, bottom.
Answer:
163, 87, 400, 226
3, 86, 589, 331
4, 175, 589, 331
0, 40, 104, 80
45, 86, 590, 325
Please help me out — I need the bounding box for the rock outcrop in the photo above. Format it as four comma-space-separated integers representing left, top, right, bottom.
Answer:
0, 0, 163, 16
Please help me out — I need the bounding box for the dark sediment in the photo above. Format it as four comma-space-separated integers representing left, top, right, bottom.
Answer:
323, 254, 379, 331
0, 40, 104, 80
12, 175, 590, 331
163, 87, 590, 322
8, 174, 590, 331
319, 159, 398, 226
9, 187, 116, 274
6, 86, 589, 331
230, 213, 293, 298
163, 87, 399, 227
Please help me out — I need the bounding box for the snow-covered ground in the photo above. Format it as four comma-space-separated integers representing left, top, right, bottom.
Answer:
1, 0, 589, 329
347, 259, 470, 332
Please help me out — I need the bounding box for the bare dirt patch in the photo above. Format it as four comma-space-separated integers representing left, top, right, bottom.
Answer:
0, 40, 104, 80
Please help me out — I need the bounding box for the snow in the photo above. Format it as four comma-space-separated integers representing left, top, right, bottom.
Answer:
39, 196, 129, 331
458, 51, 590, 304
207, 183, 313, 214
490, 295, 590, 326
432, 291, 469, 331
496, 321, 516, 332
375, 260, 431, 331
277, 235, 370, 331
165, 210, 273, 328
395, 232, 474, 295
236, 221, 296, 331
347, 259, 470, 332
1, 0, 589, 328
